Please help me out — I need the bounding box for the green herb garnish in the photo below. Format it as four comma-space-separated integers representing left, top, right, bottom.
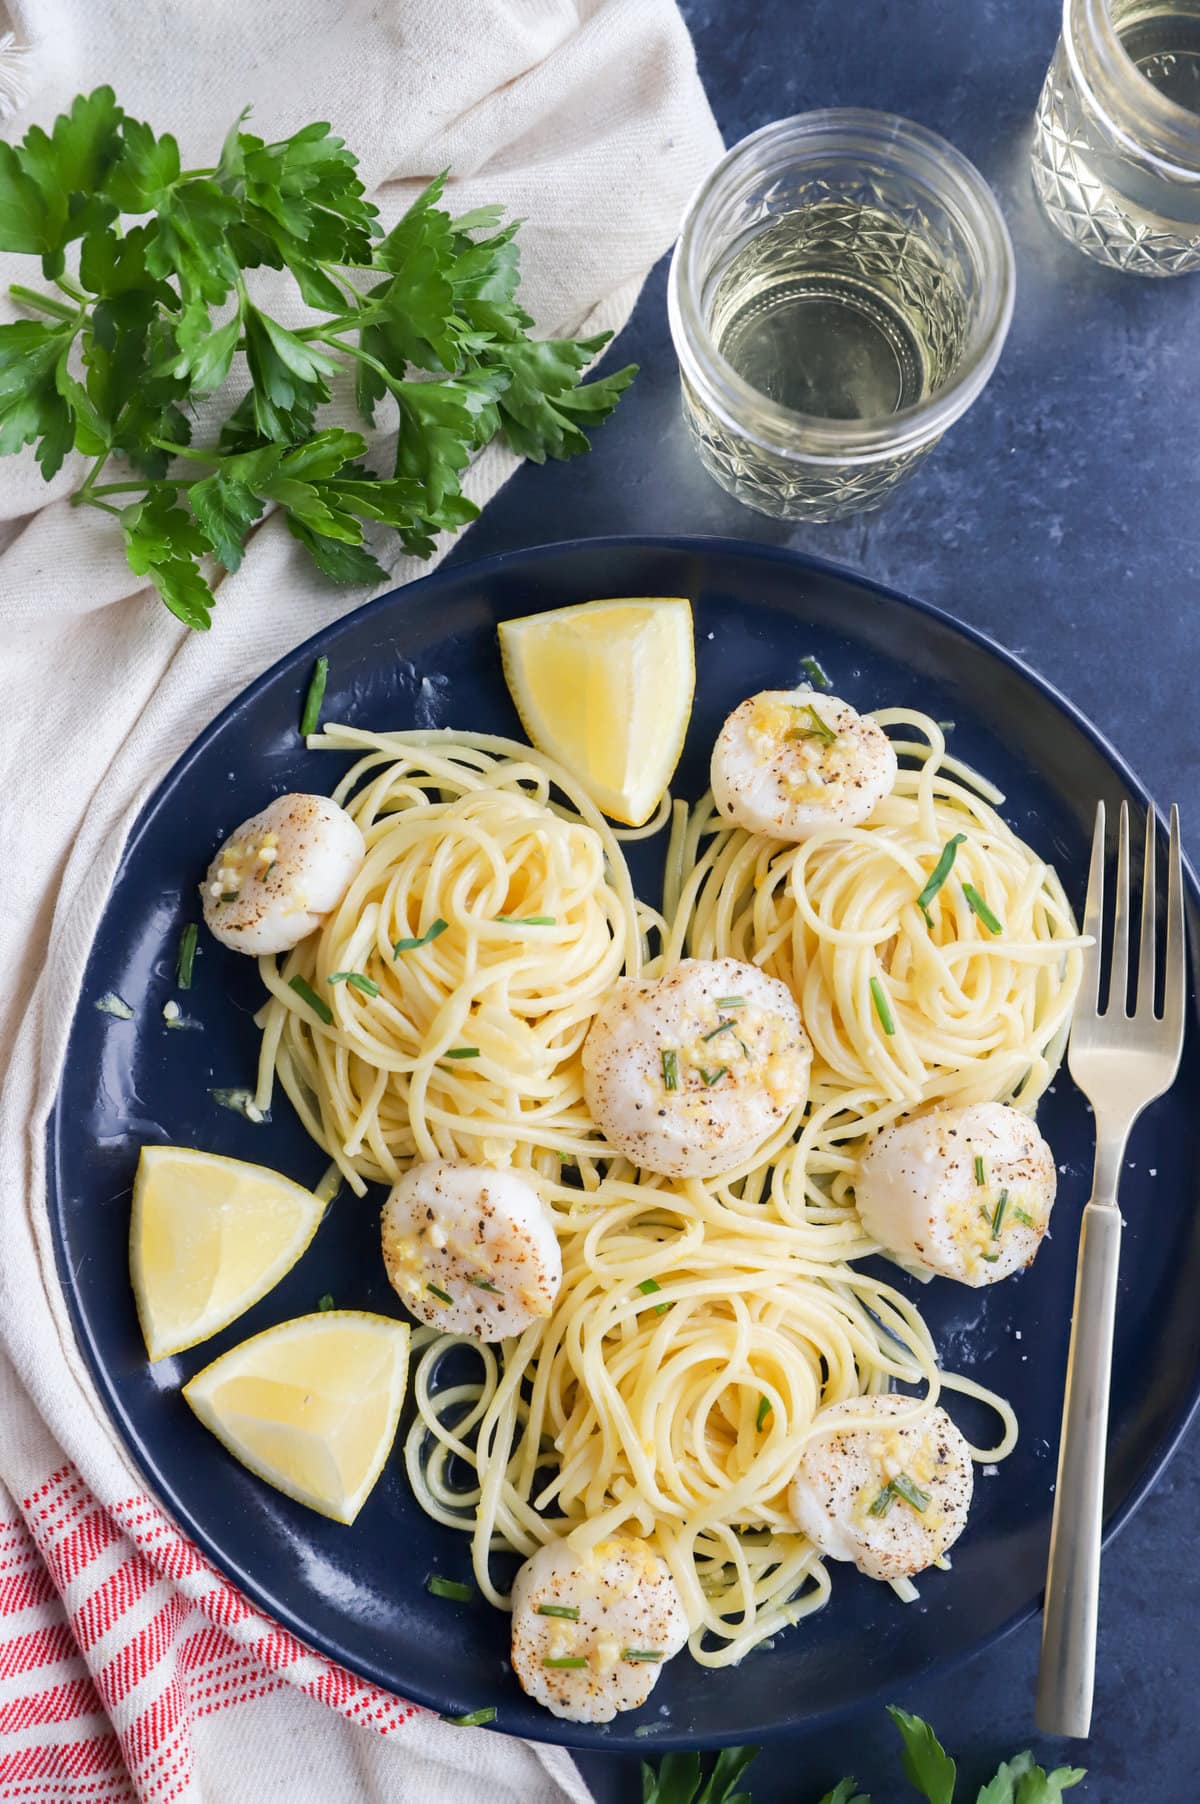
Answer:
219, 890, 239, 904
974, 1154, 987, 1186
0, 91, 634, 632
444, 1046, 480, 1059
288, 974, 333, 1024
317, 1293, 335, 1311
915, 833, 967, 923
95, 991, 134, 1020
495, 915, 556, 926
701, 1018, 735, 1042
698, 1066, 728, 1087
800, 655, 833, 690
394, 918, 449, 955
470, 1277, 500, 1293
980, 1252, 1000, 1263
209, 1086, 267, 1122
661, 1048, 679, 1091
991, 1188, 1009, 1237
440, 1706, 496, 1726
427, 1282, 454, 1304
890, 1473, 932, 1512
789, 702, 837, 743
963, 883, 1004, 934
542, 1656, 588, 1670
1014, 1206, 1036, 1227
535, 1603, 580, 1620
623, 1648, 664, 1663
869, 976, 895, 1036
175, 923, 198, 990
300, 655, 328, 737
756, 1396, 772, 1431
638, 1277, 669, 1314
427, 1575, 473, 1601
713, 996, 745, 1008
327, 970, 380, 995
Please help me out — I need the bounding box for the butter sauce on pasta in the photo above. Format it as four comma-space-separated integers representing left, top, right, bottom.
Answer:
251, 708, 1083, 1665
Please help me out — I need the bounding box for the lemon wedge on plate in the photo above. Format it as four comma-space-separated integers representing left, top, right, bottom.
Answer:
498, 596, 694, 826
183, 1312, 410, 1524
130, 1145, 326, 1362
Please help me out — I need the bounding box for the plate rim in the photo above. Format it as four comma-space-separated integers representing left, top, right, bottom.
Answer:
46, 533, 1200, 1750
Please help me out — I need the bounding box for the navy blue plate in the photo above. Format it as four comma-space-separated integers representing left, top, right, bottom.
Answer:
49, 538, 1200, 1751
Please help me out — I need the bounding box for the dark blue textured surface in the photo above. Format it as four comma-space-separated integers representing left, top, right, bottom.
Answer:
51, 542, 1200, 1776
431, 1, 1200, 1795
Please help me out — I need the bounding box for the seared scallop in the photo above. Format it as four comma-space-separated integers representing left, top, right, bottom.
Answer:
711, 690, 897, 841
510, 1535, 689, 1722
789, 1394, 973, 1582
581, 957, 811, 1178
855, 1102, 1056, 1286
201, 793, 365, 956
381, 1161, 561, 1341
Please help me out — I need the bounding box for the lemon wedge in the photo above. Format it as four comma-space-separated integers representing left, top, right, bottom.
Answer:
130, 1145, 326, 1362
183, 1312, 410, 1524
498, 596, 694, 826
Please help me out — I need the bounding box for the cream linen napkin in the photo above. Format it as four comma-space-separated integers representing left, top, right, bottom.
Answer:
0, 3, 721, 1797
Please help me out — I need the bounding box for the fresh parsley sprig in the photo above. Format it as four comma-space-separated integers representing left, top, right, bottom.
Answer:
642, 1709, 1086, 1804
0, 90, 636, 629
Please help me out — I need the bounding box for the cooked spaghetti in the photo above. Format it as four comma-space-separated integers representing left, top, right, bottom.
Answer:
253, 707, 1084, 1666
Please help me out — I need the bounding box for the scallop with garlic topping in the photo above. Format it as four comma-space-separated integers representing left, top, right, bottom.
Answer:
788, 1394, 974, 1583
855, 1102, 1056, 1287
510, 1535, 689, 1723
581, 957, 812, 1178
710, 689, 897, 841
201, 792, 365, 956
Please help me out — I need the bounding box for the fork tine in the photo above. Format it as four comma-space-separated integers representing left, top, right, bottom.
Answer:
1163, 805, 1186, 1063
1107, 802, 1131, 1017
1077, 800, 1105, 1018
1136, 804, 1158, 1018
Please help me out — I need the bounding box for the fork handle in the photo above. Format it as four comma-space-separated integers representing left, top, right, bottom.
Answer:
1035, 1198, 1122, 1738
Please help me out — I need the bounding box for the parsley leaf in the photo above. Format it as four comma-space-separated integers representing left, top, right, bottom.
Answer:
817, 1783, 871, 1804
887, 1706, 957, 1804
641, 1747, 759, 1804
977, 1755, 1087, 1804
0, 91, 635, 626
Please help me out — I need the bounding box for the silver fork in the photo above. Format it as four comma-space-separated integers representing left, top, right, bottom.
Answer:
1036, 801, 1186, 1738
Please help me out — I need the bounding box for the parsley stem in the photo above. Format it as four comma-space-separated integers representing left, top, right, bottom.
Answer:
9, 283, 77, 322
53, 273, 87, 304
80, 497, 125, 518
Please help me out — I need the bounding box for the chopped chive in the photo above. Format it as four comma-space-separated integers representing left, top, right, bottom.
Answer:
974, 1155, 987, 1187
622, 1649, 664, 1663
327, 970, 380, 996
470, 1277, 500, 1293
300, 654, 328, 736
661, 1048, 679, 1091
991, 1188, 1009, 1237
756, 1395, 772, 1431
936, 719, 956, 731
701, 1018, 734, 1041
220, 890, 239, 904
495, 915, 557, 926
891, 1473, 932, 1512
176, 923, 198, 990
868, 1482, 897, 1518
542, 1656, 588, 1670
441, 1707, 496, 1726
796, 702, 837, 743
714, 995, 746, 1008
428, 1282, 453, 1303
920, 902, 935, 930
535, 1603, 580, 1620
1014, 1206, 1036, 1227
963, 884, 1003, 934
915, 833, 967, 920
980, 1252, 1001, 1264
209, 1087, 267, 1122
800, 654, 833, 690
95, 991, 134, 1020
288, 974, 333, 1024
638, 1277, 669, 1314
427, 1575, 473, 1601
698, 1066, 728, 1087
317, 1293, 335, 1311
869, 976, 895, 1036
394, 917, 448, 955
444, 1046, 480, 1060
